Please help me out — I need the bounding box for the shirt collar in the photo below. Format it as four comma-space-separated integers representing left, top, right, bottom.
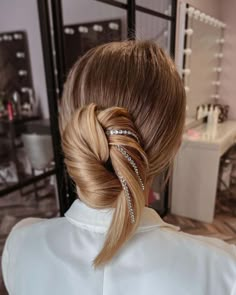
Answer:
65, 199, 180, 233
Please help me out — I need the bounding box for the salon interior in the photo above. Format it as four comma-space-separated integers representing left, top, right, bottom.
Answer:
0, 0, 236, 292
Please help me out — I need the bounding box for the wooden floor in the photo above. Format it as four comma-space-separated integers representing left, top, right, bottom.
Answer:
164, 190, 236, 245
0, 186, 236, 294
0, 182, 59, 295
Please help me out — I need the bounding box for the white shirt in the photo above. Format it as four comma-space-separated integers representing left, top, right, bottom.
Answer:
2, 199, 236, 295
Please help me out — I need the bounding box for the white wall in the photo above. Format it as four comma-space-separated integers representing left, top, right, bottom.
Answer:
0, 0, 49, 118
219, 0, 236, 119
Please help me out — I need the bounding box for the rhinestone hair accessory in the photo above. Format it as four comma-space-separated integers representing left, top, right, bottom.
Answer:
116, 145, 145, 191
117, 172, 135, 224
106, 129, 140, 143
105, 129, 144, 224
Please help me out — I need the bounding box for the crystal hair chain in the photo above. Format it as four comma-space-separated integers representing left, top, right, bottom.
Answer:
116, 145, 145, 191
106, 129, 145, 224
106, 129, 140, 143
117, 172, 135, 224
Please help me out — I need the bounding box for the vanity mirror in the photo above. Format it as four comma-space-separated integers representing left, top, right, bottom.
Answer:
176, 2, 226, 126
171, 2, 236, 225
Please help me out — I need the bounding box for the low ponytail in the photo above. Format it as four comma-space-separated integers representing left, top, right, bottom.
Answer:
61, 103, 149, 267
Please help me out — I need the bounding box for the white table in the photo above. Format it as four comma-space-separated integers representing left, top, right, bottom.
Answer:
171, 121, 236, 223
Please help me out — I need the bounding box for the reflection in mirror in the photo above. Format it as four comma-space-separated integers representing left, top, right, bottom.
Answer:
62, 0, 127, 73
0, 0, 57, 186
136, 11, 172, 54
176, 3, 226, 125
136, 0, 173, 16
0, 2, 59, 292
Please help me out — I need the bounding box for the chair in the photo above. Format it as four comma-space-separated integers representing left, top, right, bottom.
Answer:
218, 145, 236, 191
0, 139, 12, 185
21, 134, 54, 200
218, 143, 236, 215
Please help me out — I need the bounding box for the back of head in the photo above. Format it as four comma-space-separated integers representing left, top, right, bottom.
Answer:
60, 40, 186, 267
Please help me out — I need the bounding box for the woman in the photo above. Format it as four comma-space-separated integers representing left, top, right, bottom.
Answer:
2, 41, 236, 295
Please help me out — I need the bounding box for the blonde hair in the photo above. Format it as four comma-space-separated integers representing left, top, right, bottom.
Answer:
60, 41, 186, 267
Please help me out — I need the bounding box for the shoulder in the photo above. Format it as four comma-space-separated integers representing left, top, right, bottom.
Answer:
126, 226, 236, 294
133, 224, 236, 276
1, 217, 66, 293
142, 225, 236, 261
3, 216, 67, 251
2, 217, 46, 257
173, 229, 236, 261
1, 217, 57, 262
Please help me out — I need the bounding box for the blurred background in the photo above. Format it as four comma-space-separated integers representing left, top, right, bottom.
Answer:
0, 0, 236, 293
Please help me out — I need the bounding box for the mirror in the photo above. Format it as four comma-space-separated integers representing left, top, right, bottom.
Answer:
171, 2, 236, 245
136, 11, 172, 54
176, 3, 226, 125
62, 0, 127, 74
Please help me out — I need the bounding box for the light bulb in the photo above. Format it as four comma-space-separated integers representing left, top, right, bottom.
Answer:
193, 10, 200, 20
93, 25, 103, 32
214, 53, 223, 58
78, 26, 88, 33
212, 81, 221, 86
185, 28, 194, 35
213, 67, 222, 73
184, 86, 190, 93
18, 70, 27, 76
199, 13, 206, 22
14, 33, 23, 40
204, 15, 210, 24
182, 68, 191, 75
109, 22, 119, 30
216, 38, 225, 44
64, 28, 75, 34
187, 7, 195, 17
184, 48, 192, 55
16, 52, 25, 58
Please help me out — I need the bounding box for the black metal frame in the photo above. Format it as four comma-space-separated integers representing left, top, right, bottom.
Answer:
128, 0, 136, 39
50, 0, 66, 91
182, 3, 189, 70
96, 0, 127, 9
135, 5, 174, 21
0, 169, 56, 197
50, 0, 77, 210
170, 0, 177, 58
37, 0, 68, 215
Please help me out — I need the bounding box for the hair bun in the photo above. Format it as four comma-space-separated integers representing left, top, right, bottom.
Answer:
62, 102, 148, 204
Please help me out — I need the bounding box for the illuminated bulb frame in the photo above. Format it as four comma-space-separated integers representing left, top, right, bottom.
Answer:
184, 5, 226, 99
187, 6, 226, 28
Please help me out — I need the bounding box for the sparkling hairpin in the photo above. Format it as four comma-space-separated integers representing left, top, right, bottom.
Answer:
106, 129, 140, 143
116, 145, 145, 191
117, 172, 135, 224
105, 128, 144, 224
